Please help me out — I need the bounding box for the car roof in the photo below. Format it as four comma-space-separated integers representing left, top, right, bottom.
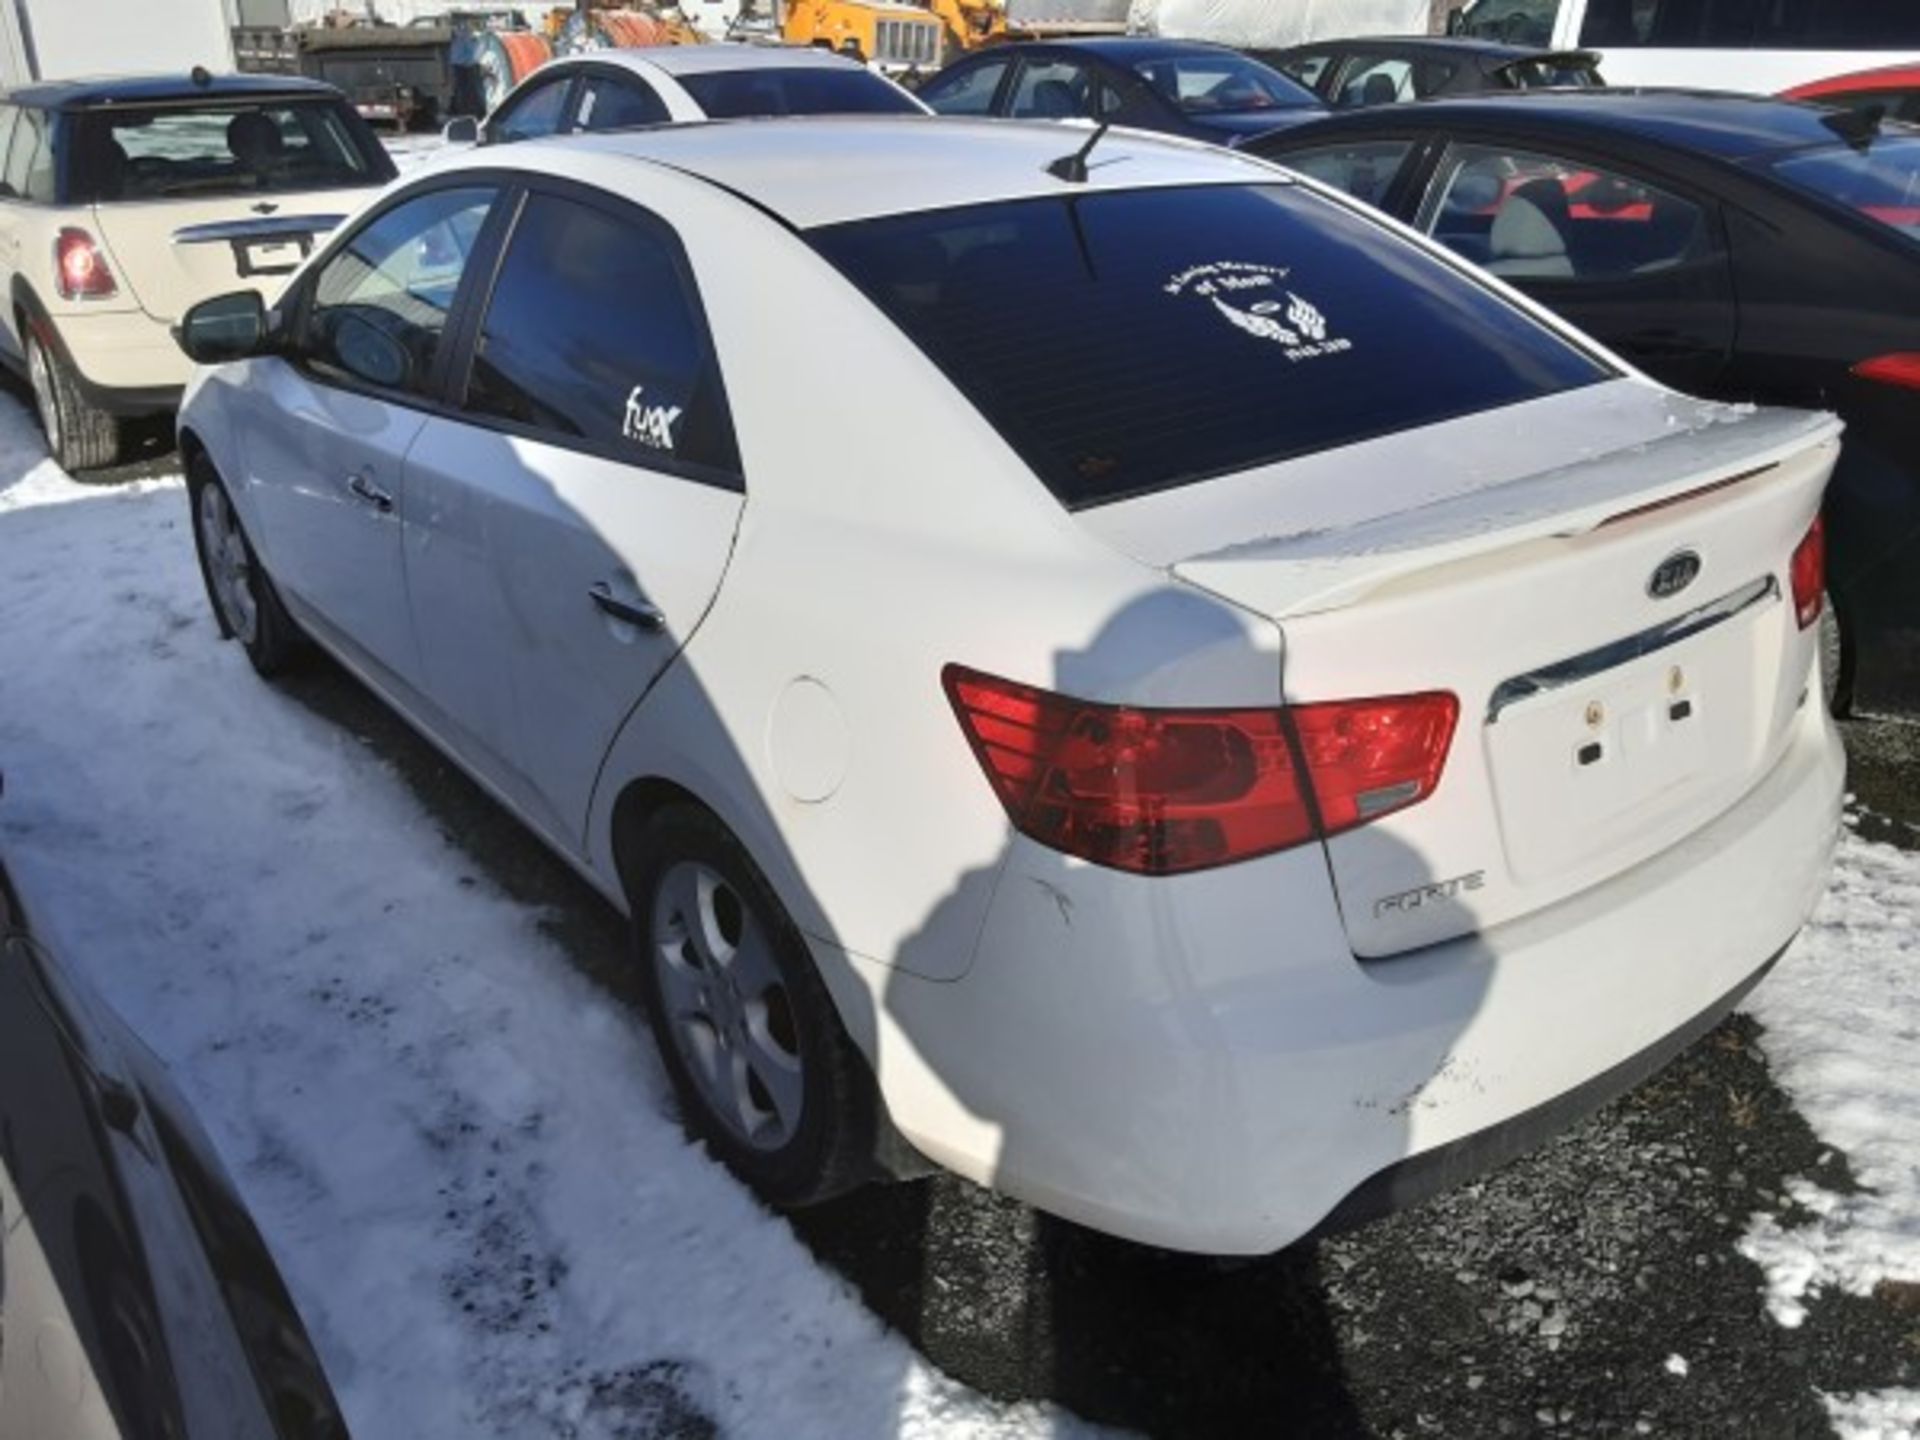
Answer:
1263, 88, 1870, 162
5, 72, 342, 110
466, 115, 1284, 228
550, 42, 876, 78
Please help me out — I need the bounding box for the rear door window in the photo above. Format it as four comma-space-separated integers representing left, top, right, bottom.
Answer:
576, 73, 671, 131
1421, 144, 1714, 278
1007, 59, 1099, 120
1334, 56, 1456, 106
460, 191, 740, 479
809, 183, 1610, 507
918, 57, 1012, 115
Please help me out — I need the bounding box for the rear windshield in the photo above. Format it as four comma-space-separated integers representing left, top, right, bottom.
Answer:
72, 99, 394, 202
1501, 57, 1604, 88
809, 183, 1612, 506
1131, 54, 1319, 115
1769, 137, 1920, 247
677, 67, 920, 119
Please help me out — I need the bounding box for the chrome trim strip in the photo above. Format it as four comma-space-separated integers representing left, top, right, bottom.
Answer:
171, 215, 346, 246
1486, 574, 1780, 724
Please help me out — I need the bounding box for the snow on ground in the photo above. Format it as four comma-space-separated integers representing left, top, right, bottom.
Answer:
1823, 1389, 1920, 1440
0, 399, 1092, 1440
1742, 829, 1920, 1329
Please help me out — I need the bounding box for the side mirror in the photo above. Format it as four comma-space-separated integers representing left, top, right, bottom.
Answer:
443, 115, 480, 145
177, 291, 271, 364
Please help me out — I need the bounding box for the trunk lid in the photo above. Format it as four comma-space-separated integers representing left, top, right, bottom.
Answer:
1079, 382, 1841, 957
90, 189, 378, 323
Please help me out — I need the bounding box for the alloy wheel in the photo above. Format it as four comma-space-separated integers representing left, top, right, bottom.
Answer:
650, 859, 806, 1152
196, 484, 258, 644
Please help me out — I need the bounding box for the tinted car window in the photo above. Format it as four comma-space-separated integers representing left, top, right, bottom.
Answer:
811, 184, 1610, 507
576, 74, 670, 130
1771, 137, 1920, 247
1460, 0, 1556, 45
1424, 144, 1712, 280
464, 193, 739, 476
492, 76, 573, 142
1272, 139, 1418, 209
71, 101, 390, 202
1269, 50, 1338, 87
0, 107, 19, 194
1008, 60, 1099, 119
918, 58, 1011, 114
1580, 0, 1920, 47
305, 186, 495, 396
679, 66, 921, 117
1131, 54, 1318, 115
1334, 56, 1457, 106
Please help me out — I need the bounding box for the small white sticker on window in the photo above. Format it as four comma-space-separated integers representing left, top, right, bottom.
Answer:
623, 385, 683, 452
1164, 261, 1353, 362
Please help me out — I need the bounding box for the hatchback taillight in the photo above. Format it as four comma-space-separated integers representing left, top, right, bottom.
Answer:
943, 666, 1457, 876
1852, 353, 1920, 392
1790, 513, 1825, 631
54, 227, 116, 300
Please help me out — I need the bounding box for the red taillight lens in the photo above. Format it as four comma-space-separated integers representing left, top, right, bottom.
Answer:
943, 666, 1457, 876
1291, 692, 1461, 837
54, 228, 116, 300
1853, 353, 1920, 391
1790, 513, 1826, 630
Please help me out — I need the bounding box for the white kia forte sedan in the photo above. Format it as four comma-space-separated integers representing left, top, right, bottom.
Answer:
174, 118, 1844, 1254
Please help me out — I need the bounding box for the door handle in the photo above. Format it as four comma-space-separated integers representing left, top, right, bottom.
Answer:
588, 581, 665, 632
346, 472, 393, 512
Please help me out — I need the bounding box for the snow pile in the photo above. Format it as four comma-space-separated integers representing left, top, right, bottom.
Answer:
1740, 832, 1920, 1330
1822, 1389, 1920, 1440
0, 402, 1092, 1439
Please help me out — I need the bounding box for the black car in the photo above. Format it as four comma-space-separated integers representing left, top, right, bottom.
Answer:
1255, 36, 1604, 109
1249, 92, 1920, 714
0, 847, 345, 1438
915, 37, 1325, 146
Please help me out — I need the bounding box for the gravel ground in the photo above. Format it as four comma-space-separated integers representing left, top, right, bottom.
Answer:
262, 624, 1920, 1439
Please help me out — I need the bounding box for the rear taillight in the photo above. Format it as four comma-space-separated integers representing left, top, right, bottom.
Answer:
1853, 353, 1920, 391
943, 666, 1457, 876
54, 228, 116, 300
1790, 513, 1825, 630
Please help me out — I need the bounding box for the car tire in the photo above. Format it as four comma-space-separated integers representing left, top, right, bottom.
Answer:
26, 330, 118, 472
1818, 590, 1849, 717
630, 803, 877, 1208
187, 453, 304, 677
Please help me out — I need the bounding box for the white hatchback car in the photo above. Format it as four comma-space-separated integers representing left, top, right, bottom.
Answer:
0, 73, 394, 471
175, 118, 1843, 1254
469, 44, 928, 145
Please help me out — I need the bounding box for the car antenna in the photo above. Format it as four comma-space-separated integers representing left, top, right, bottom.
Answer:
1047, 122, 1111, 184
191, 64, 212, 89
1822, 102, 1886, 151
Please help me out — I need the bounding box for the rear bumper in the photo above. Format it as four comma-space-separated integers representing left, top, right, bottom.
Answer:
44, 308, 190, 415
849, 686, 1844, 1254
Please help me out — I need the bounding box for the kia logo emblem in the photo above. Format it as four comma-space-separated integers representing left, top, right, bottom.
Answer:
1648, 550, 1702, 600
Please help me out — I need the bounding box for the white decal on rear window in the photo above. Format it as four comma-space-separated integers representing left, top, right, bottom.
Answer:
1164, 261, 1353, 362
623, 385, 683, 452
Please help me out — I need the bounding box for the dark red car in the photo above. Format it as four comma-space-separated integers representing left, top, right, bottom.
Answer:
1782, 64, 1920, 123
